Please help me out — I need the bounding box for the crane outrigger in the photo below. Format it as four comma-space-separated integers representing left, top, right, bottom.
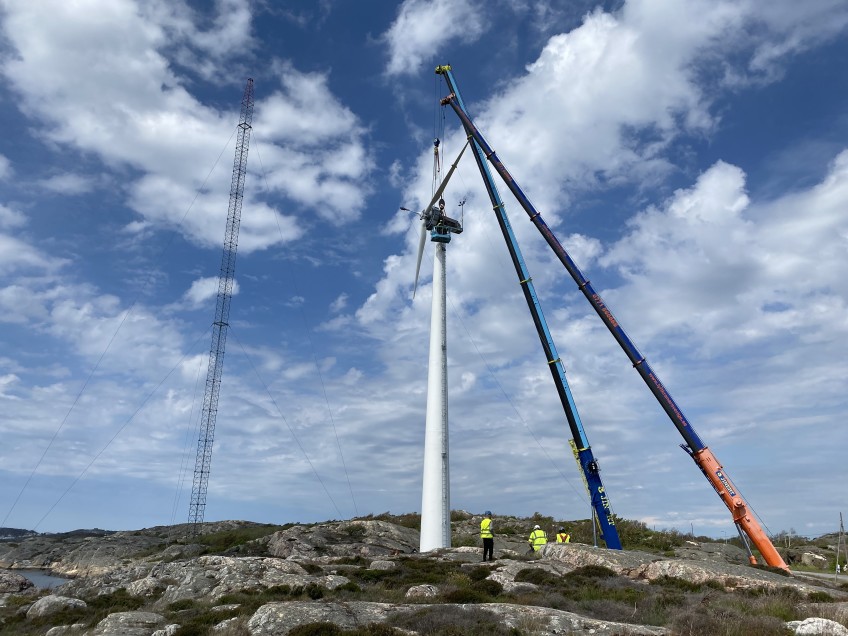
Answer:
436, 65, 788, 570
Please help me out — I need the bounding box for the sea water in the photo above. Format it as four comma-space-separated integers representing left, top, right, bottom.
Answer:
13, 569, 69, 590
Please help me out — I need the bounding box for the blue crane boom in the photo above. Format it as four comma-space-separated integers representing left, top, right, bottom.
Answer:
438, 72, 788, 570
188, 78, 254, 531
436, 66, 621, 550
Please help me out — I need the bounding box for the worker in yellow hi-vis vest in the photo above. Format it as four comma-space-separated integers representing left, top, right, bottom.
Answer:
528, 525, 547, 552
480, 511, 494, 561
556, 527, 571, 543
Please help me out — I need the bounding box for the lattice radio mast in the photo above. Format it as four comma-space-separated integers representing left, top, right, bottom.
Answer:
188, 78, 254, 530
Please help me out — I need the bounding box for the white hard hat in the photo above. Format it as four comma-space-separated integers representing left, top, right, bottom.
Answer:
534, 525, 540, 529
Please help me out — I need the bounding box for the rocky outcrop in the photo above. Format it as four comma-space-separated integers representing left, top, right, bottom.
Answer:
246, 600, 668, 635
4, 518, 848, 636
541, 542, 828, 593
787, 617, 848, 635
26, 594, 87, 618
0, 569, 34, 593
56, 555, 351, 607
45, 625, 86, 635
0, 520, 261, 576
89, 610, 166, 635
265, 519, 419, 559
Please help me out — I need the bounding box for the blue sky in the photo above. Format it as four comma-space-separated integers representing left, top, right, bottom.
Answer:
1, 0, 847, 541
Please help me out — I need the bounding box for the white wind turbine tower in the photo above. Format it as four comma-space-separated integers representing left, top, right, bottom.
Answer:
411, 141, 468, 552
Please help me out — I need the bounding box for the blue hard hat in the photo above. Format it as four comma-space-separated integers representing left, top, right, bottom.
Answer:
485, 510, 492, 516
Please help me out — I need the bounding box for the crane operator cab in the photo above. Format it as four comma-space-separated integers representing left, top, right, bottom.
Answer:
424, 198, 463, 243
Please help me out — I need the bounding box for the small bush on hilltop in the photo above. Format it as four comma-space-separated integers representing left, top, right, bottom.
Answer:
356, 512, 421, 529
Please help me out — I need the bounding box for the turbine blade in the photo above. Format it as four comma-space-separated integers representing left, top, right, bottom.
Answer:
421, 140, 470, 215
413, 220, 427, 298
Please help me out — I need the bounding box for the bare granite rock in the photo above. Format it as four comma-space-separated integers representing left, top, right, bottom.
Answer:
541, 542, 837, 595
266, 520, 419, 559
26, 594, 87, 618
89, 610, 166, 636
149, 556, 349, 607
246, 600, 668, 635
0, 521, 264, 576
0, 569, 34, 593
405, 583, 439, 598
45, 625, 86, 635
786, 617, 848, 635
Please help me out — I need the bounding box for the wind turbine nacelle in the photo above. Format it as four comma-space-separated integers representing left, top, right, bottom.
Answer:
424, 206, 463, 243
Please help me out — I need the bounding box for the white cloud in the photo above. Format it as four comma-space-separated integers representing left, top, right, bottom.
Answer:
0, 204, 26, 229
285, 295, 305, 308
0, 0, 371, 250
251, 64, 374, 224
0, 234, 68, 276
0, 373, 21, 399
382, 0, 488, 76
183, 276, 240, 309
330, 293, 348, 313
38, 173, 97, 195
600, 152, 848, 354
0, 154, 11, 179
745, 0, 848, 80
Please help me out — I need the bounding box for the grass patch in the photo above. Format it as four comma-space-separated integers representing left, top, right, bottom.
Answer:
196, 524, 287, 554
288, 623, 404, 636
390, 605, 517, 635
355, 512, 421, 530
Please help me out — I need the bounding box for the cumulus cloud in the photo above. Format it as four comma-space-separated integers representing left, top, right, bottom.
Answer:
182, 276, 240, 309
0, 204, 26, 229
330, 293, 348, 313
0, 234, 68, 276
382, 0, 488, 76
0, 154, 11, 179
251, 63, 374, 224
38, 173, 97, 195
600, 152, 848, 353
0, 0, 371, 250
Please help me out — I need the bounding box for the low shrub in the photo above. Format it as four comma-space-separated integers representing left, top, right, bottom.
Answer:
650, 575, 704, 593
565, 565, 617, 580
166, 598, 199, 612
474, 579, 503, 597
196, 524, 284, 554
515, 568, 559, 586
468, 566, 492, 581
390, 605, 515, 635
441, 587, 490, 604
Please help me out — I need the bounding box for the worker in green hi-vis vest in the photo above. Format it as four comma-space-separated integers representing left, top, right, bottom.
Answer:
480, 511, 494, 561
528, 525, 547, 552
